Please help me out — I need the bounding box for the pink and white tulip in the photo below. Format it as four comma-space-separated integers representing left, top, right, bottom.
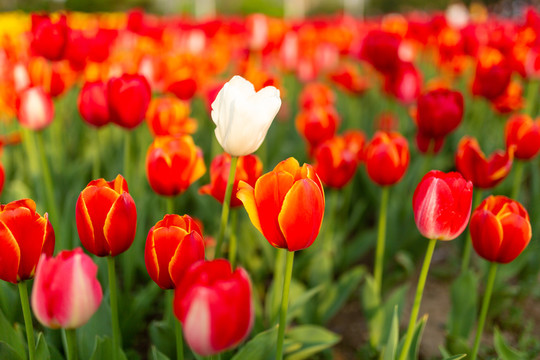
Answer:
17, 86, 54, 131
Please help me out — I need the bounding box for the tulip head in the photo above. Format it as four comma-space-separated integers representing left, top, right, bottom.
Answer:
504, 114, 540, 160
360, 30, 402, 74
146, 135, 206, 197
295, 105, 340, 151
75, 175, 137, 257
145, 214, 205, 289
146, 97, 197, 136
472, 47, 512, 100
211, 75, 281, 157
314, 136, 359, 189
17, 86, 54, 131
174, 259, 254, 356
237, 157, 325, 251
108, 73, 151, 129
78, 80, 110, 128
31, 248, 103, 329
0, 199, 55, 283
470, 195, 531, 264
31, 13, 69, 61
364, 131, 410, 186
455, 136, 514, 189
413, 170, 473, 240
199, 153, 262, 207
416, 88, 464, 140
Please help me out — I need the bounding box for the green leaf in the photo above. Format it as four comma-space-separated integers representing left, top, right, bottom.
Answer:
150, 346, 170, 360
380, 306, 399, 360
442, 355, 467, 360
396, 315, 427, 360
284, 325, 341, 360
149, 320, 175, 359
89, 336, 127, 360
0, 341, 24, 360
448, 270, 478, 339
0, 308, 26, 360
287, 285, 324, 323
35, 333, 51, 360
318, 266, 365, 323
231, 326, 277, 360
494, 327, 526, 360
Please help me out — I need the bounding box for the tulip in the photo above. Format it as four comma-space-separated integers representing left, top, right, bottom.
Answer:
504, 114, 540, 160
472, 47, 512, 100
75, 174, 137, 257
211, 75, 281, 157
455, 136, 514, 189
360, 30, 402, 74
383, 61, 422, 104
313, 136, 359, 189
146, 135, 206, 197
364, 131, 410, 186
146, 97, 197, 137
328, 64, 368, 94
78, 80, 110, 128
31, 248, 103, 329
343, 130, 366, 163
173, 259, 254, 356
108, 73, 151, 129
295, 105, 340, 151
16, 86, 54, 131
31, 13, 69, 61
199, 153, 262, 207
167, 78, 198, 101
145, 214, 205, 290
0, 199, 55, 284
298, 82, 335, 110
412, 170, 473, 241
237, 157, 325, 252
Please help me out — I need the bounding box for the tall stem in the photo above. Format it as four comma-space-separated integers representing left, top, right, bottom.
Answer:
276, 250, 295, 360
63, 329, 78, 360
107, 256, 121, 360
37, 131, 58, 234
270, 248, 285, 324
374, 186, 389, 300
525, 79, 539, 116
92, 128, 102, 180
123, 131, 131, 183
18, 281, 35, 360
471, 262, 498, 360
166, 196, 175, 215
228, 210, 238, 269
461, 189, 483, 273
169, 290, 184, 360
398, 238, 437, 360
511, 160, 524, 200
214, 156, 238, 259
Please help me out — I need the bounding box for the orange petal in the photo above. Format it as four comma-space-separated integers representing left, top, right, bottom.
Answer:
236, 181, 262, 234
0, 220, 20, 283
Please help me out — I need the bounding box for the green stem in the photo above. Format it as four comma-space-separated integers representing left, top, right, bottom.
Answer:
461, 189, 483, 273
92, 128, 102, 180
511, 160, 524, 200
123, 131, 131, 183
107, 256, 121, 360
276, 250, 295, 360
228, 209, 238, 269
398, 238, 437, 360
471, 262, 498, 360
22, 127, 39, 177
18, 281, 35, 360
174, 306, 184, 360
166, 196, 175, 215
63, 329, 78, 360
36, 131, 59, 234
374, 186, 389, 301
214, 156, 238, 259
271, 248, 285, 324
525, 79, 539, 116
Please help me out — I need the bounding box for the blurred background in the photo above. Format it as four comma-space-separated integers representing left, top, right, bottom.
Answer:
2, 0, 540, 17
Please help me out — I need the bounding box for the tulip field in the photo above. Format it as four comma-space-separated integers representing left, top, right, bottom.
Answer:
2, 3, 540, 360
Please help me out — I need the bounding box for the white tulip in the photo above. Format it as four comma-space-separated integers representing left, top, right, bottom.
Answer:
211, 75, 281, 157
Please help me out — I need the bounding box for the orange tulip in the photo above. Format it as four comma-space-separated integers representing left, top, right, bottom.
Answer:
295, 105, 340, 150
314, 136, 359, 189
504, 114, 540, 160
364, 131, 410, 186
146, 96, 197, 137
237, 157, 325, 251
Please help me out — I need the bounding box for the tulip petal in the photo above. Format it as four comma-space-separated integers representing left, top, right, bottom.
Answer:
0, 220, 20, 283
104, 192, 137, 256
470, 210, 503, 262
278, 179, 324, 251
182, 287, 215, 356
75, 193, 97, 255
169, 231, 205, 287
496, 212, 532, 263
236, 181, 262, 234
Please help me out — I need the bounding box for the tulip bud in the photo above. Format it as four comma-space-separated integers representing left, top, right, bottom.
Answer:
108, 73, 151, 129
364, 131, 410, 186
383, 61, 422, 104
31, 248, 103, 329
78, 80, 110, 128
75, 175, 137, 257
146, 135, 206, 196
211, 75, 281, 157
17, 86, 54, 131
413, 170, 473, 240
472, 47, 512, 100
174, 259, 254, 356
314, 136, 359, 189
415, 88, 464, 142
146, 97, 197, 136
199, 153, 262, 207
31, 13, 69, 61
504, 114, 540, 160
298, 83, 335, 110
237, 157, 325, 251
470, 195, 532, 264
0, 199, 55, 283
360, 30, 402, 74
295, 105, 340, 151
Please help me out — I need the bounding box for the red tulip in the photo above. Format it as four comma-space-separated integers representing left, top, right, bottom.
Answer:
455, 136, 514, 189
31, 248, 102, 329
31, 13, 69, 61
167, 78, 198, 101
76, 175, 137, 257
78, 80, 110, 128
16, 86, 54, 131
504, 114, 540, 160
364, 131, 410, 186
0, 199, 55, 284
472, 47, 512, 100
383, 61, 422, 104
145, 214, 205, 290
107, 74, 151, 129
328, 64, 368, 94
413, 170, 473, 240
314, 136, 359, 189
237, 157, 325, 251
360, 30, 402, 74
470, 195, 531, 263
173, 259, 254, 356
146, 135, 206, 196
146, 97, 197, 137
343, 130, 366, 163
199, 153, 262, 207
298, 83, 335, 110
295, 105, 340, 150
